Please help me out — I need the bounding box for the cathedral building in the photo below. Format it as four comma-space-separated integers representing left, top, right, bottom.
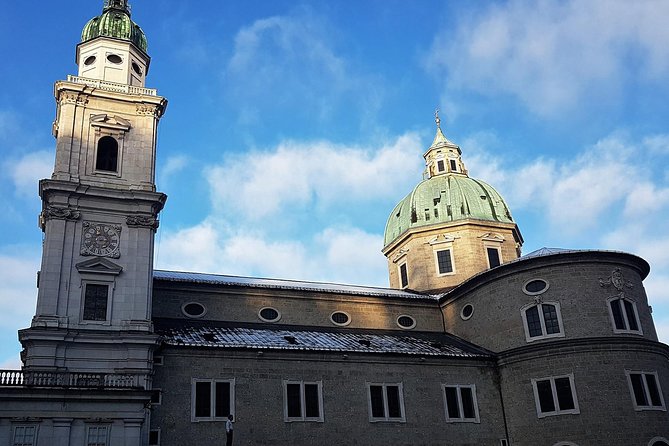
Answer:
0, 2, 668, 445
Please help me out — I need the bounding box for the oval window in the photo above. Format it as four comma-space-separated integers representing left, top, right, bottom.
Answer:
258, 307, 281, 322
523, 279, 549, 295
397, 315, 416, 329
182, 302, 206, 318
132, 62, 142, 75
84, 55, 96, 66
107, 54, 123, 64
461, 304, 474, 320
330, 311, 350, 326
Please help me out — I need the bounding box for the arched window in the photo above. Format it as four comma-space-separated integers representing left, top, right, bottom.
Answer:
607, 296, 642, 334
521, 301, 564, 342
96, 136, 118, 172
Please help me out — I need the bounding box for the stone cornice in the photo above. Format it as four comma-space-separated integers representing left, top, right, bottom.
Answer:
496, 336, 669, 366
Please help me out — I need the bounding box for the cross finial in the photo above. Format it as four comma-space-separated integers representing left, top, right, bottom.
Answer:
435, 108, 441, 129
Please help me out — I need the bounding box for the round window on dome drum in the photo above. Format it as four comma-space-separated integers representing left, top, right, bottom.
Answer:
258, 307, 281, 322
460, 304, 474, 320
182, 302, 206, 318
84, 55, 96, 66
330, 311, 350, 326
397, 315, 416, 329
107, 54, 123, 64
523, 279, 549, 295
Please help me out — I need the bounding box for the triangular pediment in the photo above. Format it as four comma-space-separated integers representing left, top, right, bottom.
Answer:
76, 257, 123, 275
90, 114, 131, 131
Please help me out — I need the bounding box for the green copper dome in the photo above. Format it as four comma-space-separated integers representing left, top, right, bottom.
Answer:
383, 174, 515, 247
81, 1, 148, 53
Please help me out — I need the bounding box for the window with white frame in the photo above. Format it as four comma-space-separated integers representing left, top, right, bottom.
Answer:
608, 297, 642, 334
192, 378, 235, 422
521, 302, 564, 342
442, 384, 480, 422
532, 374, 579, 418
283, 380, 323, 422
367, 383, 405, 422
148, 429, 161, 446
486, 246, 501, 268
13, 426, 37, 446
434, 249, 454, 275
86, 425, 109, 446
398, 262, 408, 288
626, 371, 665, 411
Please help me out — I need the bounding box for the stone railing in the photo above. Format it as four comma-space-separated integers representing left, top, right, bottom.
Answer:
0, 370, 142, 389
66, 75, 157, 96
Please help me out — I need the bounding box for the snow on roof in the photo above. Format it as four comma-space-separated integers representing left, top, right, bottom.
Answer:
153, 270, 436, 300
156, 320, 490, 359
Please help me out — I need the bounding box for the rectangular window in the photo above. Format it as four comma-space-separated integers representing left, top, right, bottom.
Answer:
609, 298, 642, 334
532, 374, 579, 418
367, 383, 405, 422
522, 303, 564, 342
399, 263, 408, 288
151, 389, 162, 405
148, 430, 160, 446
13, 426, 36, 446
442, 385, 480, 422
87, 426, 108, 446
450, 159, 457, 171
437, 160, 445, 172
486, 247, 501, 268
191, 379, 235, 422
83, 283, 109, 321
627, 371, 665, 411
283, 381, 323, 422
435, 249, 454, 275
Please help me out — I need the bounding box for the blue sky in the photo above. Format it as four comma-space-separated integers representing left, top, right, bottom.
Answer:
1, 0, 669, 367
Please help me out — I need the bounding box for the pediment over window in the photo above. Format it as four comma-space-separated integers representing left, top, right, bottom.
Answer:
76, 257, 123, 276
392, 248, 410, 263
479, 232, 505, 242
427, 234, 459, 245
90, 114, 131, 132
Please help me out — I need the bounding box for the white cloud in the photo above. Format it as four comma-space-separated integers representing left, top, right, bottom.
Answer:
7, 151, 53, 197
156, 221, 388, 286
158, 155, 189, 187
205, 133, 423, 220
0, 254, 39, 330
427, 0, 669, 115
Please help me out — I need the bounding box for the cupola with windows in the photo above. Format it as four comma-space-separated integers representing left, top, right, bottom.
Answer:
76, 0, 150, 86
382, 112, 524, 293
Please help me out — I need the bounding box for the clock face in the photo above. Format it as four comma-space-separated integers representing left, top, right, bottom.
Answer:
81, 222, 121, 258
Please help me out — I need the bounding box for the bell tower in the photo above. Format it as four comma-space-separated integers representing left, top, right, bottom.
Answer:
20, 0, 167, 388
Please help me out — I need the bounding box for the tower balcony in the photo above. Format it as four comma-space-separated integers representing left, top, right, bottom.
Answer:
0, 369, 144, 390
66, 75, 157, 96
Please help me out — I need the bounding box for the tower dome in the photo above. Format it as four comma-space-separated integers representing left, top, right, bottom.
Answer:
382, 112, 523, 293
81, 0, 147, 54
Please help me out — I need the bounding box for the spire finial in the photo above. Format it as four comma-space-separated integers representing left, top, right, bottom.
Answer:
435, 108, 441, 129
103, 0, 131, 14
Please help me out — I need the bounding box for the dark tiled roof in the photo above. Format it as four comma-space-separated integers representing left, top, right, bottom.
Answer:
155, 319, 491, 359
153, 270, 436, 300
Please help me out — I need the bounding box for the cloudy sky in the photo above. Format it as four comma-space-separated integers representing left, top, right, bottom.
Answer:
1, 0, 669, 367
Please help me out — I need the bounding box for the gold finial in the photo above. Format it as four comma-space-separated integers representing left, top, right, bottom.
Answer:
435, 108, 441, 129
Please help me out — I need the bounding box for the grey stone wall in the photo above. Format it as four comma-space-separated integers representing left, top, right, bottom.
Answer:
441, 252, 657, 353
151, 348, 506, 446
498, 341, 669, 446
153, 284, 444, 332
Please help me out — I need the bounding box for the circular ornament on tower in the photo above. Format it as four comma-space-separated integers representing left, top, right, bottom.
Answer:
80, 222, 121, 258
131, 62, 142, 75
84, 55, 96, 65
107, 54, 123, 64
